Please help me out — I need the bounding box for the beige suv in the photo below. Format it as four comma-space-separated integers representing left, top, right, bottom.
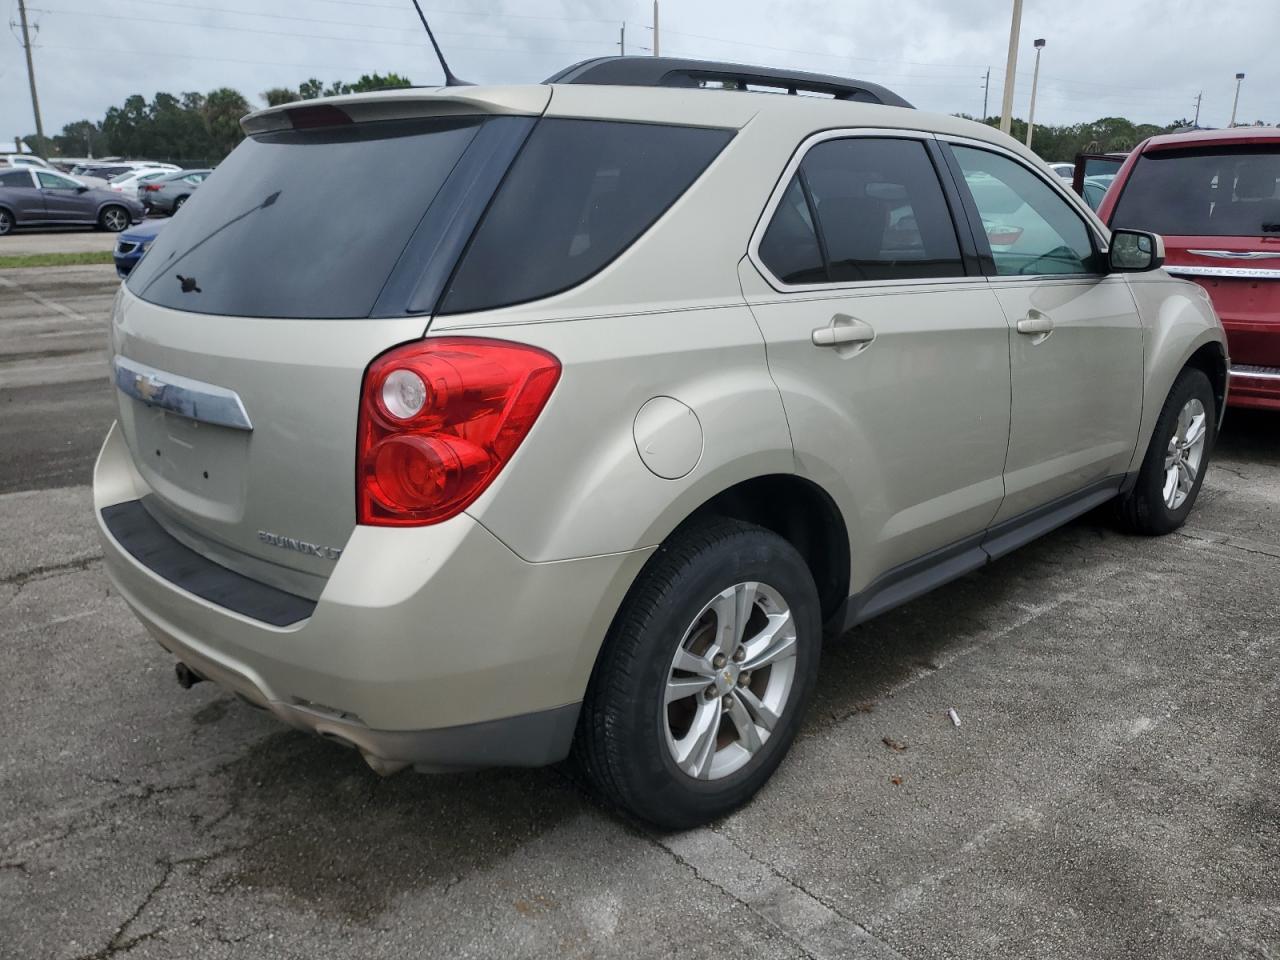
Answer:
95, 58, 1227, 828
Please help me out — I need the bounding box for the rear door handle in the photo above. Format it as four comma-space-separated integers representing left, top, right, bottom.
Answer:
1015, 315, 1054, 335
1016, 312, 1054, 344
811, 314, 876, 348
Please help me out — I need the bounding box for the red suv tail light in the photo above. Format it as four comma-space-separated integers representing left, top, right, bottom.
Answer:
357, 337, 561, 526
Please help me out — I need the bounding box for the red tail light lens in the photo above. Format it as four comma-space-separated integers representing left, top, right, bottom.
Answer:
357, 337, 561, 526
143, 183, 165, 191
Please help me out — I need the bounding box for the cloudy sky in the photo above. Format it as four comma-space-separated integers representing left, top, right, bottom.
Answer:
1, 0, 1273, 147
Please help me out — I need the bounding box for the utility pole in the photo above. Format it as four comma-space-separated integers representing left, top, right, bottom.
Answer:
999, 0, 1023, 134
652, 0, 659, 57
982, 67, 991, 121
1192, 91, 1202, 127
618, 21, 626, 56
16, 0, 47, 157
1229, 72, 1245, 127
1025, 38, 1045, 149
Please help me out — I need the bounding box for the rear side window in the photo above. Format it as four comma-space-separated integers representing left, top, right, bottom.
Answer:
1111, 146, 1280, 237
759, 137, 964, 285
439, 119, 733, 315
0, 170, 32, 187
128, 117, 486, 318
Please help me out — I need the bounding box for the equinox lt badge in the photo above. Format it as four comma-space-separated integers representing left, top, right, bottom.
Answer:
257, 530, 342, 560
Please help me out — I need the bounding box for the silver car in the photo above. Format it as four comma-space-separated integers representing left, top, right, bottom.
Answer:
94, 58, 1228, 828
0, 167, 143, 235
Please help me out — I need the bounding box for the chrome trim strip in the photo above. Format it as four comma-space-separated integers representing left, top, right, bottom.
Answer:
1165, 265, 1280, 280
1186, 249, 1280, 261
112, 355, 253, 431
1230, 365, 1280, 381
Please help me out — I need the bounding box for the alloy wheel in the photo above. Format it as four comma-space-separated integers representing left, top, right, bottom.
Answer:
663, 581, 797, 781
103, 208, 128, 231
1163, 397, 1207, 510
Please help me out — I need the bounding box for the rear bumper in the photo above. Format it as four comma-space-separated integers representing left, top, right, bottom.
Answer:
1227, 365, 1280, 411
94, 421, 652, 771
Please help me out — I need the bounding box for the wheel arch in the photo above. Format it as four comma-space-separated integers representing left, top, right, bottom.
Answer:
1182, 340, 1228, 427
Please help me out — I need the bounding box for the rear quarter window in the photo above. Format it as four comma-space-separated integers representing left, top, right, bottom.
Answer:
438, 119, 733, 315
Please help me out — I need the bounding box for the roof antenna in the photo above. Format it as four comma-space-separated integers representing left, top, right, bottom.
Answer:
408, 0, 472, 86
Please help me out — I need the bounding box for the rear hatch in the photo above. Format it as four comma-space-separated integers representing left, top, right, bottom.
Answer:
1108, 140, 1280, 366
111, 89, 547, 599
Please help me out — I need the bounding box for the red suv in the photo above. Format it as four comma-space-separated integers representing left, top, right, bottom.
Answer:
1099, 127, 1280, 410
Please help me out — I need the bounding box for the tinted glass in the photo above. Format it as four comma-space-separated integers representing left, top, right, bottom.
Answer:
37, 171, 78, 189
799, 138, 963, 282
1111, 146, 1280, 237
953, 146, 1100, 276
758, 177, 826, 284
440, 119, 733, 315
0, 170, 32, 187
128, 117, 484, 319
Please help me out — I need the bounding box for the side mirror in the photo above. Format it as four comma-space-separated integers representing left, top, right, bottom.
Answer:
75, 185, 89, 193
1109, 229, 1164, 273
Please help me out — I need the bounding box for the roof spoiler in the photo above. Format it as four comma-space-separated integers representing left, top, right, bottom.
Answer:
240, 86, 550, 136
546, 56, 912, 108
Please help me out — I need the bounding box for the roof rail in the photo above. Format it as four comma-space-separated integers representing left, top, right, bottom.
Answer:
546, 57, 913, 109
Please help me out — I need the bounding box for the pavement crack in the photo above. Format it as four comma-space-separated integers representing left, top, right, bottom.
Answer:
636, 829, 822, 960
72, 860, 173, 960
2, 554, 101, 589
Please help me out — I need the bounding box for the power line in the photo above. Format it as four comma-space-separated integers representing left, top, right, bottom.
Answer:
38, 7, 613, 48
103, 0, 619, 28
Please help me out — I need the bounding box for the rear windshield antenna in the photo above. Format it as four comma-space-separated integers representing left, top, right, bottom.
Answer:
409, 0, 472, 87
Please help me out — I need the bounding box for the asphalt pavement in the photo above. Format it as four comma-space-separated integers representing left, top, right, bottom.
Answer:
1, 262, 1277, 959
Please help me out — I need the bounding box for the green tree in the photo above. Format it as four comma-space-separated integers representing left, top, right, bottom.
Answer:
262, 87, 298, 107
202, 88, 251, 159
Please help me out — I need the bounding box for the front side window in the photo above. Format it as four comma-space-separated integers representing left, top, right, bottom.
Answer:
1111, 145, 1280, 237
439, 119, 733, 315
758, 137, 964, 285
952, 145, 1100, 276
37, 171, 78, 189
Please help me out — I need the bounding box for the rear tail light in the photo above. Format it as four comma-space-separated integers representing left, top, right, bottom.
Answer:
143, 183, 165, 192
357, 337, 561, 526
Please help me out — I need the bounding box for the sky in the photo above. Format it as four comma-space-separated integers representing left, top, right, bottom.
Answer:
1, 0, 1273, 150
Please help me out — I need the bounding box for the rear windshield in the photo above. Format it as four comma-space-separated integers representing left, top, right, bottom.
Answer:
127, 117, 484, 318
438, 119, 733, 315
1111, 145, 1280, 237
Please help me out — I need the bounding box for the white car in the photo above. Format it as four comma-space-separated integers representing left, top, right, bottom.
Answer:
0, 153, 52, 170
107, 169, 170, 194
1049, 162, 1075, 181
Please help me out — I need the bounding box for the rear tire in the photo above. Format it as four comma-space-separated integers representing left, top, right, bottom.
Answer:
0, 207, 12, 236
98, 205, 129, 232
1116, 367, 1216, 535
574, 518, 821, 829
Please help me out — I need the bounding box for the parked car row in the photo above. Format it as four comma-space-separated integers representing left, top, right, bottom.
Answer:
0, 161, 213, 235
0, 166, 143, 235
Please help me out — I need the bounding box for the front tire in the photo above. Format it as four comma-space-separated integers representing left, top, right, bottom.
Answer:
1117, 367, 1216, 535
98, 205, 129, 232
574, 518, 821, 829
172, 195, 187, 213
0, 207, 13, 236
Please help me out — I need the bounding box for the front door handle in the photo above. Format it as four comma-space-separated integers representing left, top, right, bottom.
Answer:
1016, 312, 1054, 344
811, 314, 876, 348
